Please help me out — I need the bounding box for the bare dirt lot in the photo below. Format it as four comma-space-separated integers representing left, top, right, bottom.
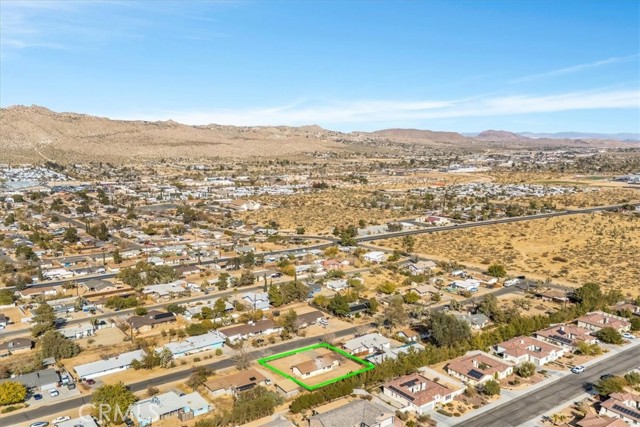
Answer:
383, 212, 640, 295
265, 346, 364, 387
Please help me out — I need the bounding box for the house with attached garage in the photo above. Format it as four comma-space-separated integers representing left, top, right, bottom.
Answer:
407, 260, 437, 275
493, 336, 564, 367
446, 351, 514, 385
343, 333, 391, 356
292, 353, 341, 379
242, 292, 270, 311
382, 373, 460, 414
576, 311, 631, 333
362, 251, 386, 263
158, 331, 225, 358
60, 322, 95, 340
325, 279, 348, 291
218, 319, 283, 343
204, 368, 268, 396
74, 349, 146, 380
129, 391, 211, 426
534, 324, 597, 351
0, 368, 60, 391
129, 310, 177, 333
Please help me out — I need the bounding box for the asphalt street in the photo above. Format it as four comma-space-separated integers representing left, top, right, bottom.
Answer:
461, 344, 640, 427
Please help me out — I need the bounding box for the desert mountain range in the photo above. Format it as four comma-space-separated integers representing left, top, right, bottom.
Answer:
0, 105, 636, 163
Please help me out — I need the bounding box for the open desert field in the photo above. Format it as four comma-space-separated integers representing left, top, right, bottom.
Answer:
509, 187, 640, 209
241, 189, 405, 234
265, 346, 364, 387
382, 211, 640, 295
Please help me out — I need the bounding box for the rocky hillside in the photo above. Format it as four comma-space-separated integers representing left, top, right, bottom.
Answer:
0, 105, 632, 163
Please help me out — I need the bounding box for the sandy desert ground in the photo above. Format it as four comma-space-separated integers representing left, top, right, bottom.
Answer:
383, 211, 640, 295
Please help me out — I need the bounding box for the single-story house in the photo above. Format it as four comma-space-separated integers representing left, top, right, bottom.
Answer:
534, 324, 597, 350
396, 328, 420, 342
60, 322, 95, 340
183, 299, 234, 320
343, 333, 391, 356
218, 319, 283, 343
407, 261, 437, 275
228, 199, 261, 211
446, 351, 513, 385
0, 368, 60, 391
382, 373, 458, 414
325, 279, 348, 291
411, 284, 440, 297
242, 292, 270, 311
158, 331, 225, 358
455, 312, 490, 329
0, 314, 9, 327
308, 400, 396, 427
142, 281, 188, 300
292, 353, 340, 379
576, 311, 631, 333
74, 349, 146, 380
129, 391, 211, 426
577, 413, 628, 427
0, 337, 34, 357
367, 342, 425, 364
493, 336, 564, 367
204, 368, 268, 396
363, 251, 386, 263
450, 279, 480, 293
296, 310, 325, 329
129, 310, 177, 333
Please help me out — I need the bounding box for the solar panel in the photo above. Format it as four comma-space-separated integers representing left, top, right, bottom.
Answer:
612, 404, 640, 420
468, 369, 485, 380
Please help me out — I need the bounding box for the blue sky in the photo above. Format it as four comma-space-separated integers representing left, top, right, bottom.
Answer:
1, 0, 639, 133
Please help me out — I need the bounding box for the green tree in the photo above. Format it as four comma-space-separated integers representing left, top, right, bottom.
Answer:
403, 291, 420, 304
268, 285, 284, 307
481, 379, 501, 396
429, 311, 471, 347
40, 331, 81, 360
63, 227, 80, 243
91, 382, 137, 426
31, 303, 56, 337
573, 283, 604, 311
515, 362, 536, 378
487, 264, 507, 278
112, 249, 122, 264
595, 376, 627, 397
376, 281, 397, 295
630, 317, 640, 331
238, 270, 255, 287
328, 294, 350, 316
217, 273, 230, 291
0, 289, 16, 305
0, 381, 27, 405
280, 309, 299, 334
595, 327, 623, 344
383, 295, 409, 329
213, 298, 227, 318
402, 235, 416, 252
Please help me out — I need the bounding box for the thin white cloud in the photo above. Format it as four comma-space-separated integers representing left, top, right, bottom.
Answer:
510, 54, 640, 83
117, 88, 640, 127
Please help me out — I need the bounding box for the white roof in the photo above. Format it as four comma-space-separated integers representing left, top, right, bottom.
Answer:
130, 391, 208, 422
343, 333, 390, 351
74, 349, 146, 379
158, 331, 225, 356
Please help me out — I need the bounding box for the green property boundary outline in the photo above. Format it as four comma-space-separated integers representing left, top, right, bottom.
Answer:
257, 342, 375, 391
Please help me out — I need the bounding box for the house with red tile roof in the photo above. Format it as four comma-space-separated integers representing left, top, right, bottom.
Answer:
534, 324, 597, 350
599, 392, 640, 425
492, 336, 564, 367
382, 373, 460, 414
446, 351, 513, 385
577, 311, 631, 333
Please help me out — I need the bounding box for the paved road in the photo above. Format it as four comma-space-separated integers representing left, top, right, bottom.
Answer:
1, 324, 365, 425
461, 344, 640, 427
355, 203, 638, 242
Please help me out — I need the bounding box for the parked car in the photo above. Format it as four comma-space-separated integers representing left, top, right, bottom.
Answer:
67, 383, 76, 390
52, 416, 71, 424
30, 422, 49, 427
86, 379, 96, 385
600, 374, 615, 380
622, 332, 634, 339
49, 389, 59, 397
33, 394, 43, 400
571, 365, 585, 374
